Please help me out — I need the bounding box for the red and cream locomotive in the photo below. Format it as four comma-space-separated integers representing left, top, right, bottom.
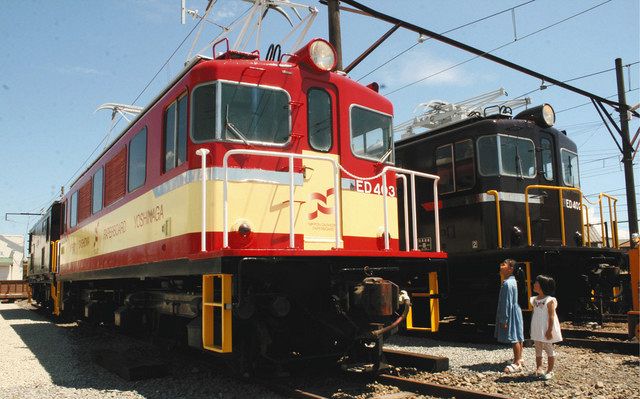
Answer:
28, 38, 445, 371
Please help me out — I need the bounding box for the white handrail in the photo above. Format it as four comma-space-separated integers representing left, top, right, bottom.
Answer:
218, 149, 441, 253
381, 166, 440, 252
222, 149, 341, 249
397, 174, 409, 251
196, 148, 210, 252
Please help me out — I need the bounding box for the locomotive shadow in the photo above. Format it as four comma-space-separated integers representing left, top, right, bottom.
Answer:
0, 308, 46, 320
461, 362, 507, 373
494, 373, 540, 383
0, 306, 262, 399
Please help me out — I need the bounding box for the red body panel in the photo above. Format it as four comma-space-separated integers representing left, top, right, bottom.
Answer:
59, 54, 444, 279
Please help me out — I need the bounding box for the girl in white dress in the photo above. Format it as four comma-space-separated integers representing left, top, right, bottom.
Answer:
530, 275, 562, 380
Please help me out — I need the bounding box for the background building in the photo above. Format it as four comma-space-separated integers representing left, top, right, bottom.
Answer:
0, 234, 25, 280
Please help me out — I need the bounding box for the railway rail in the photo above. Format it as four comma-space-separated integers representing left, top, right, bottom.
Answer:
260, 374, 513, 399
421, 322, 639, 356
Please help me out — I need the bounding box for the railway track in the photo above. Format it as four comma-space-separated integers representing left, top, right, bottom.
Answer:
258, 350, 511, 399
559, 337, 638, 355
420, 323, 639, 356
260, 373, 512, 399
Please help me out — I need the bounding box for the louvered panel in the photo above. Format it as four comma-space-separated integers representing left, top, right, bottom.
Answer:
104, 147, 127, 206
77, 180, 92, 223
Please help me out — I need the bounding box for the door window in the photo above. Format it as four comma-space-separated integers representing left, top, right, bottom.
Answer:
307, 88, 332, 151
541, 138, 554, 181
561, 149, 580, 187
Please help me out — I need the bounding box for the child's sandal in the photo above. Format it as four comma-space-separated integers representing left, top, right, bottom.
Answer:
504, 364, 520, 373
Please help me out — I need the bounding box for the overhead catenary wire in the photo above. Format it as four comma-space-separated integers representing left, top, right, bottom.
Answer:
28, 9, 215, 215
585, 185, 640, 197
580, 154, 621, 165
514, 62, 639, 100
378, 0, 614, 97
556, 87, 639, 114
356, 0, 536, 82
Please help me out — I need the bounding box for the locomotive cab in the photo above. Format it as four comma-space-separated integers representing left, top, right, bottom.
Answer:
396, 105, 583, 252
395, 102, 628, 322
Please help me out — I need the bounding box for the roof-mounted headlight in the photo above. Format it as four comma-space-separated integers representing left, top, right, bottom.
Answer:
514, 103, 555, 128
310, 40, 336, 71
541, 104, 555, 127
291, 39, 337, 72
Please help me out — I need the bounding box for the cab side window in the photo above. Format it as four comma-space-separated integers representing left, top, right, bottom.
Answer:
92, 168, 104, 214
454, 140, 475, 191
435, 144, 454, 194
164, 95, 188, 172
69, 191, 78, 228
128, 127, 147, 192
436, 140, 475, 193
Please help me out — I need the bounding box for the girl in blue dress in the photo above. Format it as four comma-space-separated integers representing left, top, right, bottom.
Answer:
495, 259, 525, 373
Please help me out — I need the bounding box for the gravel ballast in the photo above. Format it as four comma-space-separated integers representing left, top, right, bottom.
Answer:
0, 302, 283, 399
2, 301, 638, 399
385, 334, 639, 399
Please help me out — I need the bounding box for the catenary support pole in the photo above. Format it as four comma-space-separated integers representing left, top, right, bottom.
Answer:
616, 58, 638, 247
327, 0, 343, 70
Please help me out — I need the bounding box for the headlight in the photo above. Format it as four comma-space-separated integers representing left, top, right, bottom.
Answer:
514, 103, 555, 128
309, 40, 336, 71
541, 104, 555, 127
291, 39, 337, 72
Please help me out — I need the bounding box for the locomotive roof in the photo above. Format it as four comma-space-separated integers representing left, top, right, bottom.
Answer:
69, 51, 392, 192
395, 113, 576, 151
69, 56, 206, 189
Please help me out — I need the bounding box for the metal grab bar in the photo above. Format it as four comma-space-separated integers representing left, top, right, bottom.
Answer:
582, 204, 592, 247
486, 190, 503, 249
381, 166, 441, 252
222, 149, 341, 249
599, 193, 619, 248
217, 150, 442, 252
525, 185, 583, 246
196, 148, 210, 252
397, 174, 409, 251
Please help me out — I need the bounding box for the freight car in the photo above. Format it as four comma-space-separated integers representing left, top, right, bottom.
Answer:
395, 97, 629, 323
28, 38, 446, 373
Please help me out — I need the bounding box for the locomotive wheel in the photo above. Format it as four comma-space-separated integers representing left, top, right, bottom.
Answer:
227, 334, 258, 378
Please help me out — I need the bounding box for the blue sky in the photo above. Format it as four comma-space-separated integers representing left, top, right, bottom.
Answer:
0, 0, 638, 240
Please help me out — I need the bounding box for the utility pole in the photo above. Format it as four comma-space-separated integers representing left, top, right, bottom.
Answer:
616, 58, 638, 248
327, 0, 343, 70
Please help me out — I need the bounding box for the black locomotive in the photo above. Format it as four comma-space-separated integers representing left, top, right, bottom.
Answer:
395, 103, 630, 323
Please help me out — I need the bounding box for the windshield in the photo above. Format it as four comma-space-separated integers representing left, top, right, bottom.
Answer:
191, 82, 291, 145
350, 106, 393, 162
477, 134, 536, 178
561, 149, 580, 187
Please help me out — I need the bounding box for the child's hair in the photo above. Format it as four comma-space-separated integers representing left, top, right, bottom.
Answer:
502, 259, 516, 270
535, 274, 556, 295
502, 259, 524, 279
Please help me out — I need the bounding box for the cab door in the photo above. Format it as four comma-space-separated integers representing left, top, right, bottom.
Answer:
299, 82, 343, 249
535, 134, 562, 245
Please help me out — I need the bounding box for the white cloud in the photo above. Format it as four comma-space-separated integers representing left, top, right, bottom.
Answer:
380, 50, 472, 88
56, 66, 107, 76
214, 2, 241, 20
